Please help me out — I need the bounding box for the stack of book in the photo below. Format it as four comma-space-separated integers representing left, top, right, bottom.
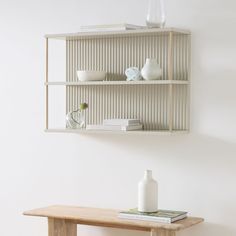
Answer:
86, 119, 143, 131
80, 23, 144, 32
103, 119, 143, 131
118, 208, 187, 223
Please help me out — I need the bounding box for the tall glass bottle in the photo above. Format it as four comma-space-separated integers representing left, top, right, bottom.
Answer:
146, 0, 166, 28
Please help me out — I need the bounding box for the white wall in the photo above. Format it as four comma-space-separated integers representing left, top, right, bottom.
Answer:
0, 0, 236, 235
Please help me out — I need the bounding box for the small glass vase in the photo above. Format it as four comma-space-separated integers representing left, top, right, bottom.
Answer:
66, 109, 86, 129
146, 0, 166, 28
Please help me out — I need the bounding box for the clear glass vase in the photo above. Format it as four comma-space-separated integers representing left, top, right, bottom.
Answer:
66, 109, 85, 129
146, 0, 166, 28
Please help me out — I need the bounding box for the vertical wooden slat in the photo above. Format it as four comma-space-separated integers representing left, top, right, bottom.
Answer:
187, 34, 191, 130
45, 38, 49, 129
66, 41, 69, 128
168, 32, 173, 131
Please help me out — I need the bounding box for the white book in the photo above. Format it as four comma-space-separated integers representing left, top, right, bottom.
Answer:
103, 119, 140, 126
118, 209, 187, 224
86, 124, 143, 131
80, 24, 144, 32
118, 212, 187, 223
104, 124, 143, 131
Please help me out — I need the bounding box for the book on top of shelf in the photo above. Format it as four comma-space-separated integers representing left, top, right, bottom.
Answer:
86, 124, 143, 131
118, 208, 187, 223
80, 23, 145, 32
104, 124, 143, 131
103, 119, 140, 126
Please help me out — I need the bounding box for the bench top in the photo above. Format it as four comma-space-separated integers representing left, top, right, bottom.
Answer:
24, 205, 203, 231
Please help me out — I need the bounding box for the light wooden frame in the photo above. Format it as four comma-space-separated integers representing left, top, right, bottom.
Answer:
45, 28, 191, 134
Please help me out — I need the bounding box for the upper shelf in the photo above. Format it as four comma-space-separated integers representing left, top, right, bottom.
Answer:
45, 28, 191, 40
45, 80, 189, 86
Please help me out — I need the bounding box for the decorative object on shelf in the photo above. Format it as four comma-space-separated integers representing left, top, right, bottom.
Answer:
66, 103, 88, 129
141, 58, 162, 80
125, 67, 142, 81
77, 70, 106, 82
146, 0, 166, 28
138, 170, 158, 213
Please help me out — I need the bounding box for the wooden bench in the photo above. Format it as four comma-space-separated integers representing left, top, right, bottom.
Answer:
24, 205, 203, 236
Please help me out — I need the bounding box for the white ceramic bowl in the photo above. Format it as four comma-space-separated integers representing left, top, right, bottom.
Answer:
77, 70, 106, 82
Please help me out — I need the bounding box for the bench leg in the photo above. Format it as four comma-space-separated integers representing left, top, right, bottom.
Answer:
151, 229, 176, 236
48, 218, 77, 236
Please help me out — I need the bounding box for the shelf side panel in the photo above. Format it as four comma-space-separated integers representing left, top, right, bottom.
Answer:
172, 85, 189, 130
172, 34, 190, 81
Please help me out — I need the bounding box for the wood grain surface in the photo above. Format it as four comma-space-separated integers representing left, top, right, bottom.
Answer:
24, 205, 203, 231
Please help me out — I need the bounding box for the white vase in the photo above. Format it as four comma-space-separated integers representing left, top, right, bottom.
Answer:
138, 170, 158, 213
141, 58, 162, 80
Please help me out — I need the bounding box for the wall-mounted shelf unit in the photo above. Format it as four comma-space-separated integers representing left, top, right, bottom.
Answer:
45, 28, 191, 134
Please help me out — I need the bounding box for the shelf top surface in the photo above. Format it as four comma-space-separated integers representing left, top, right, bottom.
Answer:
45, 129, 189, 135
45, 80, 189, 86
45, 28, 191, 40
24, 205, 203, 231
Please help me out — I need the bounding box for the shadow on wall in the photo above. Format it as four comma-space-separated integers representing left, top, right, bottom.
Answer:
79, 132, 236, 161
78, 222, 236, 236
180, 222, 236, 236
75, 133, 236, 236
77, 212, 236, 236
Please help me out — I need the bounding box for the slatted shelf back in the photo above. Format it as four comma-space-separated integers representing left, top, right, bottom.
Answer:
64, 31, 190, 131
172, 85, 189, 130
66, 33, 190, 82
66, 85, 169, 131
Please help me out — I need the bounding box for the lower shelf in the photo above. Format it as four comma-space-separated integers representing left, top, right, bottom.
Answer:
45, 129, 189, 135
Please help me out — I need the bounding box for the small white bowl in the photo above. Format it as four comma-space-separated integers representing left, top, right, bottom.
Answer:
77, 70, 106, 82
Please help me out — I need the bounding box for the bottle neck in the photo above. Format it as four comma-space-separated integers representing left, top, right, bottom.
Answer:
144, 170, 153, 179
146, 58, 157, 65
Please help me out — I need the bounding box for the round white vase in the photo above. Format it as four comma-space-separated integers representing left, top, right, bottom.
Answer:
141, 58, 162, 80
138, 170, 158, 213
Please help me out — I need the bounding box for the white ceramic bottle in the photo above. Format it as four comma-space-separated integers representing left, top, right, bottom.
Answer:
141, 58, 162, 80
138, 170, 158, 213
